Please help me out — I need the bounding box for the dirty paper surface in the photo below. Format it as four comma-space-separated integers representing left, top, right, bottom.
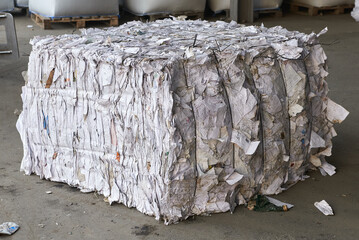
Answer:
17, 20, 348, 224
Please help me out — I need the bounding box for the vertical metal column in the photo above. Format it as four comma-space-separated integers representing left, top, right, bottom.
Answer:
0, 13, 19, 61
230, 0, 253, 23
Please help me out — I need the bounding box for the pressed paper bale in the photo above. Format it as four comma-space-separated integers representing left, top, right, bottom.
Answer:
17, 20, 348, 224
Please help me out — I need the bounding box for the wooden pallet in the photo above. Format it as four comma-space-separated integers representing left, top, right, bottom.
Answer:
222, 8, 282, 21
255, 8, 283, 18
135, 11, 204, 22
31, 13, 119, 29
288, 2, 354, 16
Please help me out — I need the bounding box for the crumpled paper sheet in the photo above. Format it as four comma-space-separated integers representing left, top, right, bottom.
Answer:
17, 19, 348, 224
0, 222, 19, 235
314, 200, 334, 216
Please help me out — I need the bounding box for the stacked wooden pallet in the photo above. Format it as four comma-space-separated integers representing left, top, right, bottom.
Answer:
255, 8, 283, 18
140, 11, 204, 21
31, 13, 119, 29
224, 8, 283, 19
288, 1, 354, 16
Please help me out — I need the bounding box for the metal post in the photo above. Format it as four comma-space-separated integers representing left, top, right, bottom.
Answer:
230, 0, 253, 24
230, 0, 239, 22
0, 13, 19, 61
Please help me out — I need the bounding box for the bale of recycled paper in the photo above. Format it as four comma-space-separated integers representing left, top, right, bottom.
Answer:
208, 0, 283, 13
0, 0, 14, 12
124, 0, 206, 15
16, 0, 29, 8
17, 20, 348, 224
29, 0, 119, 18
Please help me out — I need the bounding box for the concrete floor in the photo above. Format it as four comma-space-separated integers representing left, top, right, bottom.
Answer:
0, 12, 358, 240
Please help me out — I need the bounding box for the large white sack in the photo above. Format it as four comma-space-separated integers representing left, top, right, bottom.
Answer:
29, 0, 119, 18
16, 0, 29, 8
124, 0, 206, 15
209, 0, 283, 13
0, 0, 14, 12
291, 0, 354, 8
352, 0, 359, 21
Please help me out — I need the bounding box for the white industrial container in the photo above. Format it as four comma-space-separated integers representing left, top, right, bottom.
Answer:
16, 0, 29, 8
124, 0, 206, 15
209, 0, 283, 13
291, 0, 354, 8
29, 0, 119, 18
0, 0, 15, 12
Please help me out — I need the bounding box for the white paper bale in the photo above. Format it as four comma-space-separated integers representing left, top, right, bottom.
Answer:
0, 0, 14, 12
29, 0, 119, 18
124, 0, 206, 15
17, 20, 348, 224
208, 0, 283, 13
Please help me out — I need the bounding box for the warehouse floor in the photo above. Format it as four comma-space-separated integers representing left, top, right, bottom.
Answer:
0, 12, 358, 240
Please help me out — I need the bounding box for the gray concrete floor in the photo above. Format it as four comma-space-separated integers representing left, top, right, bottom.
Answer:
0, 12, 358, 240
